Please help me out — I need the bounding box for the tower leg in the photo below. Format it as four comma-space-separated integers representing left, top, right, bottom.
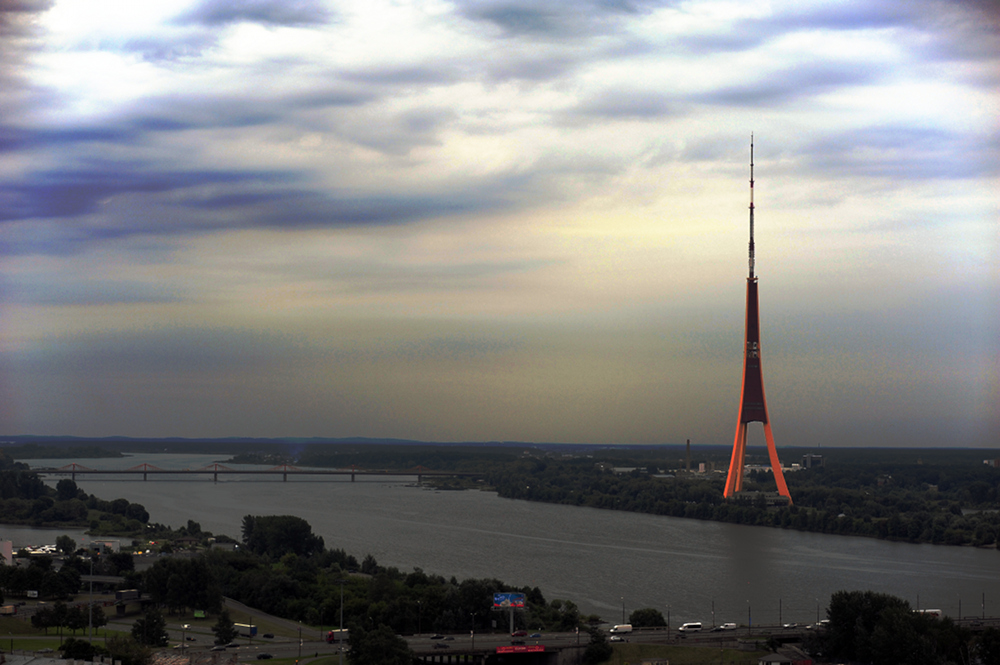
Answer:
763, 422, 792, 503
724, 424, 747, 497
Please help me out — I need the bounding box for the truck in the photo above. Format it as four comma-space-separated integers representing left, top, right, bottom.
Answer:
0, 605, 17, 616
609, 624, 632, 634
326, 629, 350, 643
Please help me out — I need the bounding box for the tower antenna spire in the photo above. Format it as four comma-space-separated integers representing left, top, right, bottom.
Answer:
749, 134, 755, 279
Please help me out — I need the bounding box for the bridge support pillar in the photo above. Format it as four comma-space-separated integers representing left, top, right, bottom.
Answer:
143, 472, 147, 481
351, 471, 355, 482
214, 472, 218, 482
283, 473, 287, 481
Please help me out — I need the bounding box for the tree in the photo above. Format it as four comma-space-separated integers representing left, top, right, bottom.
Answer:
56, 478, 80, 501
212, 609, 239, 645
241, 515, 324, 558
61, 637, 104, 661
582, 626, 614, 665
56, 534, 76, 555
65, 605, 88, 635
105, 635, 152, 665
629, 607, 666, 627
347, 624, 413, 665
132, 609, 169, 647
975, 627, 1000, 665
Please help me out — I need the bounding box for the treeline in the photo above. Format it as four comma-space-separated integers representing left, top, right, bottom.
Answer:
482, 458, 1000, 548
816, 590, 1000, 665
0, 457, 149, 531
134, 515, 585, 635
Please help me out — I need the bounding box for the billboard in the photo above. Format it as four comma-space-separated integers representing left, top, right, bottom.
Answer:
497, 645, 544, 654
493, 592, 526, 608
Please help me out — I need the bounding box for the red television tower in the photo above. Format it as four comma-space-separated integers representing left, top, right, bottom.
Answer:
723, 137, 792, 503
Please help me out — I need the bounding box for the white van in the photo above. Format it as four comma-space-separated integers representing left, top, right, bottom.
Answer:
678, 622, 702, 633
609, 624, 632, 634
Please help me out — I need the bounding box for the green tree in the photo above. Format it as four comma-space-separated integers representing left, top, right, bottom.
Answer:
56, 478, 80, 501
105, 635, 152, 665
56, 534, 76, 555
241, 515, 324, 558
212, 609, 239, 645
60, 637, 104, 661
629, 607, 666, 627
582, 626, 613, 665
976, 627, 1000, 665
347, 624, 413, 665
65, 605, 88, 635
132, 609, 169, 647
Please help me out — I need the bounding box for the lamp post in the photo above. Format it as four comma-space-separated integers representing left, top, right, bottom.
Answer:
471, 612, 476, 652
711, 599, 715, 628
182, 625, 189, 651
747, 601, 752, 636
88, 556, 94, 643
337, 579, 345, 665
298, 626, 302, 661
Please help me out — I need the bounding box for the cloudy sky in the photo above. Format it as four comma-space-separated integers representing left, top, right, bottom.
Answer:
1, 0, 997, 448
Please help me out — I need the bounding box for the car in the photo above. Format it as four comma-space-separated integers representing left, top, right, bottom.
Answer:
226, 642, 240, 648
529, 633, 541, 638
721, 623, 737, 631
211, 646, 226, 652
610, 635, 624, 642
433, 643, 449, 649
186, 636, 196, 641
782, 623, 798, 629
430, 634, 444, 640
262, 634, 274, 639
256, 654, 272, 660
443, 636, 454, 641
511, 630, 528, 637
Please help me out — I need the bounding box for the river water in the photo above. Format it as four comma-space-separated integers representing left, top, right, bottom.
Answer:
8, 453, 1000, 627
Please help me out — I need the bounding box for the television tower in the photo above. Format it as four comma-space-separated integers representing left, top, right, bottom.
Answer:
723, 137, 792, 503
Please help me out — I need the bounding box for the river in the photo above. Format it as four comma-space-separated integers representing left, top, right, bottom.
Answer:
8, 453, 999, 627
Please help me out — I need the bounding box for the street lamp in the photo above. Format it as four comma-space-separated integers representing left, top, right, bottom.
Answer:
182, 624, 189, 651
339, 580, 346, 665
298, 626, 302, 661
88, 556, 94, 643
471, 612, 476, 652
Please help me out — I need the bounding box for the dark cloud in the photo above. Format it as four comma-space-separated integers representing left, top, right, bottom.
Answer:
803, 125, 1000, 181
179, 0, 332, 27
564, 89, 682, 122
339, 65, 460, 86
0, 0, 53, 36
122, 33, 219, 62
696, 61, 879, 107
454, 0, 665, 39
0, 163, 293, 222
482, 52, 580, 82
0, 157, 566, 256
1, 277, 181, 306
